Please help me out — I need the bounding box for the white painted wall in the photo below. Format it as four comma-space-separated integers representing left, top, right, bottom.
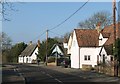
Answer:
18, 56, 23, 63
80, 47, 101, 68
99, 33, 108, 46
99, 47, 112, 64
67, 35, 73, 55
63, 43, 68, 49
71, 31, 80, 68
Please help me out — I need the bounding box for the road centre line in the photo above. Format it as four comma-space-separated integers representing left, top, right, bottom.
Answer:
14, 68, 25, 81
54, 78, 63, 83
42, 71, 63, 83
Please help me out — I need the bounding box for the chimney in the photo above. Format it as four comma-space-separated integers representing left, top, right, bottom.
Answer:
96, 22, 101, 33
29, 41, 32, 45
37, 40, 40, 48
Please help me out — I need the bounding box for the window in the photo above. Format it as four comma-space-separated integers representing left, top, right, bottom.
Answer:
84, 55, 91, 61
88, 55, 90, 60
84, 55, 87, 60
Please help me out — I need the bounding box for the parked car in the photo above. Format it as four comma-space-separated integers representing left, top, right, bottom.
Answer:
60, 58, 71, 68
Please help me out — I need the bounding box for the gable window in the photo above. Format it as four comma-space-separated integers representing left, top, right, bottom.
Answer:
84, 55, 91, 61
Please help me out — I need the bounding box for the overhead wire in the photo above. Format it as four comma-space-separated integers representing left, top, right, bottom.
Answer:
29, 0, 90, 42
27, 30, 46, 43
49, 0, 90, 31
49, 30, 63, 37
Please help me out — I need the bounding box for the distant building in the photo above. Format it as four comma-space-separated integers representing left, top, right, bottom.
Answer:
18, 42, 38, 63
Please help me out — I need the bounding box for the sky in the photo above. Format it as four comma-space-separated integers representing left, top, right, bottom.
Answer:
2, 1, 120, 44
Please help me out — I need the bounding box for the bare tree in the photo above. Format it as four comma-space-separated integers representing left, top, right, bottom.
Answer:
78, 11, 112, 29
0, 0, 18, 21
1, 32, 12, 50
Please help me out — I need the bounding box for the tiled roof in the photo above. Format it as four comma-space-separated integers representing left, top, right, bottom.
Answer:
101, 22, 120, 55
75, 29, 99, 47
101, 22, 120, 46
102, 33, 111, 38
20, 44, 37, 57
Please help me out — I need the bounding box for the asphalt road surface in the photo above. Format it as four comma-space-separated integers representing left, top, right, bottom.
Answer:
2, 64, 120, 84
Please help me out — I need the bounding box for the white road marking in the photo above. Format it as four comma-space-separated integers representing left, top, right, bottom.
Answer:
46, 74, 53, 78
14, 68, 25, 81
46, 73, 63, 83
54, 78, 63, 83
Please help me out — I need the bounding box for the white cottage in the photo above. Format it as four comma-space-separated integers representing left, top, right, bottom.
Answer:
71, 29, 103, 68
18, 43, 38, 63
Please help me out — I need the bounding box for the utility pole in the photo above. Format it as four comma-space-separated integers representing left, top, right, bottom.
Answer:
56, 44, 58, 66
113, 0, 118, 77
45, 29, 48, 66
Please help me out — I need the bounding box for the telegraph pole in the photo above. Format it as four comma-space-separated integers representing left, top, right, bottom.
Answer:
113, 0, 118, 77
45, 29, 48, 66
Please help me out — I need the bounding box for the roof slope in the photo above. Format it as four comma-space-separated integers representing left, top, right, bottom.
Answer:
101, 22, 120, 46
20, 44, 37, 56
101, 22, 120, 55
75, 29, 99, 47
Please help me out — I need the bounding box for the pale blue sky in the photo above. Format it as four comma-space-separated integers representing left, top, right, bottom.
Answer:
2, 2, 118, 44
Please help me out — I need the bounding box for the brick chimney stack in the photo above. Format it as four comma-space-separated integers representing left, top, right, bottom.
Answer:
29, 41, 32, 45
37, 40, 40, 48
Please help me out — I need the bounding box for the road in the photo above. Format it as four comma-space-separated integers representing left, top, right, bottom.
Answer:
2, 64, 120, 84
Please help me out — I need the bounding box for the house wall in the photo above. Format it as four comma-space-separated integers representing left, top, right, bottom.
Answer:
71, 31, 80, 68
63, 43, 68, 49
99, 33, 108, 46
67, 35, 73, 55
18, 56, 23, 63
99, 47, 112, 64
80, 47, 101, 68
